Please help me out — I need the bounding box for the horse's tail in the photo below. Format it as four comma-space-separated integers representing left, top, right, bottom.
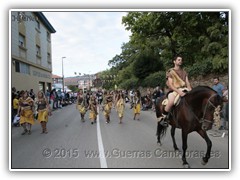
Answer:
156, 121, 168, 144
155, 96, 165, 117
155, 96, 168, 144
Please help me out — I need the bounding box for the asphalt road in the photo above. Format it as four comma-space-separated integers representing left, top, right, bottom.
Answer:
11, 102, 229, 169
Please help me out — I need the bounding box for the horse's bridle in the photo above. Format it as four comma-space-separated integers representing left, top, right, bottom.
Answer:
184, 93, 219, 126
199, 94, 219, 124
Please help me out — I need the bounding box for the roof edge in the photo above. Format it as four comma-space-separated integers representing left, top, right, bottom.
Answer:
33, 12, 56, 33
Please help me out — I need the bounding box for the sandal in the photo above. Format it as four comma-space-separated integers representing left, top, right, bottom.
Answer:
21, 129, 28, 135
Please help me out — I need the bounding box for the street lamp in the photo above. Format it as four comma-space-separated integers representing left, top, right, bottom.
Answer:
88, 71, 91, 91
62, 56, 66, 92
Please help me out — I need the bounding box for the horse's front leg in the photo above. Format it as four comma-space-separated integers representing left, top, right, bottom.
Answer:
171, 126, 179, 151
156, 121, 162, 145
182, 130, 190, 168
197, 129, 212, 165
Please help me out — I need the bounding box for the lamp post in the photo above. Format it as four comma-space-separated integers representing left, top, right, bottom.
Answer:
62, 56, 66, 92
88, 74, 90, 91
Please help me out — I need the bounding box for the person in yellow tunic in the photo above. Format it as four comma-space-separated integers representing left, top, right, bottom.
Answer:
113, 90, 119, 110
88, 94, 98, 125
159, 55, 192, 126
112, 90, 118, 109
17, 91, 35, 135
103, 91, 113, 123
35, 91, 50, 134
109, 91, 114, 110
116, 91, 125, 124
76, 90, 86, 122
133, 90, 141, 121
12, 94, 19, 126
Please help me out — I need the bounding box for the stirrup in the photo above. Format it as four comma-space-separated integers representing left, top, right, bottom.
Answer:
159, 114, 167, 121
160, 120, 168, 127
159, 115, 168, 127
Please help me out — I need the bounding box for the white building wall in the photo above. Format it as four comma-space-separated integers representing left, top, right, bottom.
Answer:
25, 12, 36, 64
11, 11, 54, 93
40, 28, 48, 68
11, 11, 51, 69
11, 12, 19, 58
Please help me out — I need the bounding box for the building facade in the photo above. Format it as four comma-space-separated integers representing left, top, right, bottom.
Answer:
11, 11, 56, 93
60, 74, 96, 93
52, 74, 63, 84
76, 74, 96, 92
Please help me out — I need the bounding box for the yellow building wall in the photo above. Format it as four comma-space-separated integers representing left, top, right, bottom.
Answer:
11, 62, 52, 94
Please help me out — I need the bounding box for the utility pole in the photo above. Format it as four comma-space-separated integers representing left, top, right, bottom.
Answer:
62, 57, 66, 92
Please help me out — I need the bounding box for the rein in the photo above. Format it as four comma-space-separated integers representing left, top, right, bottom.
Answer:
184, 93, 218, 125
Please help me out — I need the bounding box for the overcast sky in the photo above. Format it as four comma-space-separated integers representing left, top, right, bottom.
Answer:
43, 11, 131, 77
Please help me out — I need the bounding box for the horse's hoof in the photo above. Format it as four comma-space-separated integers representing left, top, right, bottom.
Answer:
183, 163, 190, 168
174, 148, 179, 152
175, 149, 181, 155
201, 158, 208, 166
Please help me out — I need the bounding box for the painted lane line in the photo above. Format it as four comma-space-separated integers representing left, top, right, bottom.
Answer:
96, 106, 108, 168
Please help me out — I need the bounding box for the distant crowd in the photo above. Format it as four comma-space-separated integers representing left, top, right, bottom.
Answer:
11, 76, 228, 135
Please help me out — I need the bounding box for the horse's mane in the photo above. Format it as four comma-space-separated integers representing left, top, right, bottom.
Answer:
186, 86, 217, 96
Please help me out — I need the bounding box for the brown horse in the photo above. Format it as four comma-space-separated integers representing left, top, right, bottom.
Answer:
156, 86, 222, 168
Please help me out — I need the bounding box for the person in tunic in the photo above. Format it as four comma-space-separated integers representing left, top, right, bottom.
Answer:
103, 91, 113, 123
116, 91, 125, 124
88, 94, 98, 124
18, 91, 35, 135
12, 94, 19, 126
133, 90, 141, 121
35, 91, 50, 134
159, 55, 192, 126
76, 90, 86, 122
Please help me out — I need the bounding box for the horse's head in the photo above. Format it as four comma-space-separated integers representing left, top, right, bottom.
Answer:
201, 93, 222, 131
186, 86, 223, 131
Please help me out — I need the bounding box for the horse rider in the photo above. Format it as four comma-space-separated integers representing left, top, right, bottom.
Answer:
159, 55, 192, 126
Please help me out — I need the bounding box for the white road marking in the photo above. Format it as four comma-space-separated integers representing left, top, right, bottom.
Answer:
96, 106, 108, 168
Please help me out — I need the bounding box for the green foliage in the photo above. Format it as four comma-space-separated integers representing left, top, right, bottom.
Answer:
98, 69, 117, 90
142, 71, 166, 88
185, 59, 213, 77
132, 48, 163, 79
106, 11, 229, 88
212, 55, 228, 72
116, 63, 134, 85
68, 85, 78, 92
118, 77, 139, 90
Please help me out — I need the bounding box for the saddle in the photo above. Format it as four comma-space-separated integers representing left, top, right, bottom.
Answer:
162, 88, 189, 107
162, 93, 181, 107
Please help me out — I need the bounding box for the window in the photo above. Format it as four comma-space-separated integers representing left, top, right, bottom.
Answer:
47, 83, 51, 91
36, 20, 40, 30
18, 34, 25, 47
47, 53, 51, 68
36, 45, 41, 56
15, 61, 20, 72
47, 53, 51, 63
15, 61, 30, 75
39, 82, 45, 92
47, 32, 50, 41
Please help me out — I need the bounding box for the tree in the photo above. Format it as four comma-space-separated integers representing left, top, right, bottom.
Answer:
107, 11, 228, 89
122, 12, 228, 72
132, 47, 163, 80
68, 85, 78, 92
